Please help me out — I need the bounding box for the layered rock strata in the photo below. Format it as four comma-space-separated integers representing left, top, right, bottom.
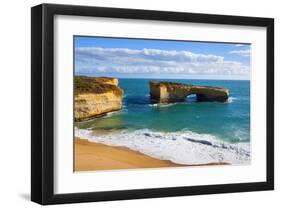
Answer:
150, 81, 229, 103
75, 76, 123, 122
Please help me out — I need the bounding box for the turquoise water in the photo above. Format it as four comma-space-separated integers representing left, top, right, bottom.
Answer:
76, 79, 250, 144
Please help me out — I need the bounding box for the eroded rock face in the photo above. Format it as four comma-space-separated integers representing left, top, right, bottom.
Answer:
150, 81, 229, 103
75, 76, 123, 122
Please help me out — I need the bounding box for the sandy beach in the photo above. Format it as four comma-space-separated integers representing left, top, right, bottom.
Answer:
75, 138, 180, 171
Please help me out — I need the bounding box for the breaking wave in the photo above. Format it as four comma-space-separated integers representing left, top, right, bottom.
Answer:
148, 103, 177, 108
75, 128, 250, 165
227, 97, 238, 103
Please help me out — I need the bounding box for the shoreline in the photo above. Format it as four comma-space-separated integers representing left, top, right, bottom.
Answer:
74, 137, 227, 171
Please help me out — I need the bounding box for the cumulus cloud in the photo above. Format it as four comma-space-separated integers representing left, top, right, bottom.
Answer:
229, 49, 251, 57
75, 47, 250, 77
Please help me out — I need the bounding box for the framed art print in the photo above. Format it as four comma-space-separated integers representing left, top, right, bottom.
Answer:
31, 3, 274, 205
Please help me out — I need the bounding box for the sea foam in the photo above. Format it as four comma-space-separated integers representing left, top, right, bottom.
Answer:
75, 128, 250, 165
227, 97, 238, 103
148, 103, 176, 108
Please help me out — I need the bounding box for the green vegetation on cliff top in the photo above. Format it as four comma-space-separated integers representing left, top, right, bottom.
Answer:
75, 76, 123, 96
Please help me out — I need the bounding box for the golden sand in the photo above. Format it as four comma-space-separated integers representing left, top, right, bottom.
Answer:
74, 138, 180, 171
74, 138, 227, 171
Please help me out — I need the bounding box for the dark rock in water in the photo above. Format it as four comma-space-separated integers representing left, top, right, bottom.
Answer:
144, 132, 163, 138
149, 81, 229, 103
221, 144, 227, 149
144, 133, 152, 137
184, 137, 213, 146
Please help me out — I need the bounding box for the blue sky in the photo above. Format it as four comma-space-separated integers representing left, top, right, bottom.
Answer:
74, 36, 251, 80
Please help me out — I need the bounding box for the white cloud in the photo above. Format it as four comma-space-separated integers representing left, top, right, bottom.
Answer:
229, 49, 251, 57
235, 44, 245, 47
75, 47, 250, 78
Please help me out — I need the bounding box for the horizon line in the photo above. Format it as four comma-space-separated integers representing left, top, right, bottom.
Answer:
74, 74, 250, 81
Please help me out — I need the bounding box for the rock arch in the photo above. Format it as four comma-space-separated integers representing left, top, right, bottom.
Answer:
149, 81, 229, 103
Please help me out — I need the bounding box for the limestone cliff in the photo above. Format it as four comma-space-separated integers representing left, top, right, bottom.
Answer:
150, 81, 229, 103
75, 76, 123, 122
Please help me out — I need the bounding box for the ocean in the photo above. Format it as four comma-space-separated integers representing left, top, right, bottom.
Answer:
75, 79, 251, 165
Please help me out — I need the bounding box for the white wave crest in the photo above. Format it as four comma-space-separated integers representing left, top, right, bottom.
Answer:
148, 103, 177, 108
75, 128, 250, 165
227, 97, 238, 103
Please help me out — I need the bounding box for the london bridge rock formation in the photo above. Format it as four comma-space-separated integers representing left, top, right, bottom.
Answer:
75, 76, 123, 122
149, 81, 229, 103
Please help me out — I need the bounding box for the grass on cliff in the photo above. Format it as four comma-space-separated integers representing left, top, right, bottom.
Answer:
75, 76, 123, 96
76, 76, 117, 84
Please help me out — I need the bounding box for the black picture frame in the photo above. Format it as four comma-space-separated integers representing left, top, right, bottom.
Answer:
31, 3, 274, 205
